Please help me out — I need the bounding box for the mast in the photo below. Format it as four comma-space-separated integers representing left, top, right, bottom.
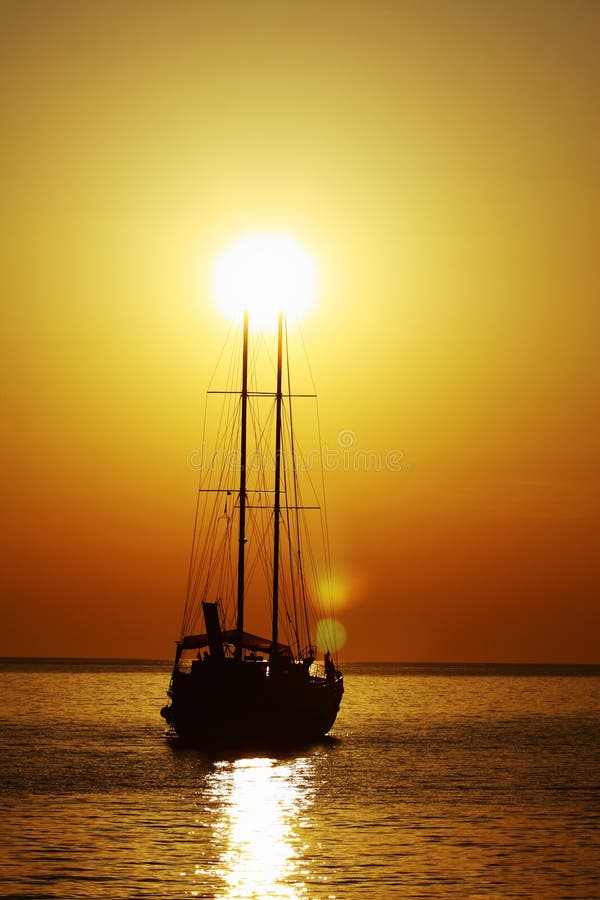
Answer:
271, 310, 284, 654
235, 309, 249, 661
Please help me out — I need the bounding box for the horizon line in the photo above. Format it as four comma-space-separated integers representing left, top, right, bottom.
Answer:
1, 656, 599, 667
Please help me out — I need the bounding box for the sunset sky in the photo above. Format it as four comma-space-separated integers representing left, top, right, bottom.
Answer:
2, 1, 598, 662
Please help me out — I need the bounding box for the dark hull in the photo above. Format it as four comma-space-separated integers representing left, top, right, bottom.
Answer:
161, 661, 343, 745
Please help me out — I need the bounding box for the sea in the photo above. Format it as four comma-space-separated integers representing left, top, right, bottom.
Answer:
0, 660, 598, 900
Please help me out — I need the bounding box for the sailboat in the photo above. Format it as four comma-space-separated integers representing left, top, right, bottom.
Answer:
161, 305, 344, 744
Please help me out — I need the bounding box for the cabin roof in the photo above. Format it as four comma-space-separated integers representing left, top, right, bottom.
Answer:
180, 630, 291, 655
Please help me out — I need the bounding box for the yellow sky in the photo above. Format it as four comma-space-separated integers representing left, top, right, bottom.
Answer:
2, 0, 598, 661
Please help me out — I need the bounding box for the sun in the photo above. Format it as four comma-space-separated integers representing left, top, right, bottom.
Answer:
211, 231, 319, 330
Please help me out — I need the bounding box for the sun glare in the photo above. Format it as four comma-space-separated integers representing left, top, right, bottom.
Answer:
211, 231, 319, 330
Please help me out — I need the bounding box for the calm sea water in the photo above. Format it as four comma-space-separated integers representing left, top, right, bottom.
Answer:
1, 660, 598, 899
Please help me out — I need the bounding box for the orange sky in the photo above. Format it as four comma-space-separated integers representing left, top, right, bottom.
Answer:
2, 1, 599, 662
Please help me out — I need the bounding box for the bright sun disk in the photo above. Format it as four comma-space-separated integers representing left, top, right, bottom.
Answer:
211, 231, 319, 330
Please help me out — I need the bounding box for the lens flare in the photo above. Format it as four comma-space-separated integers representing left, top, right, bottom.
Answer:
318, 572, 350, 611
316, 617, 347, 653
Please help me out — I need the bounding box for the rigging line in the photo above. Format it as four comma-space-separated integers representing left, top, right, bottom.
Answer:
247, 396, 275, 491
256, 326, 277, 384
181, 397, 208, 632
253, 450, 279, 589
244, 506, 275, 600
246, 522, 269, 599
290, 465, 321, 648
279, 324, 300, 649
205, 319, 236, 393
185, 331, 242, 629
281, 404, 302, 654
213, 519, 233, 611
208, 526, 228, 596
207, 328, 243, 482
189, 395, 238, 581
181, 484, 202, 637
209, 507, 234, 631
181, 329, 224, 633
300, 508, 320, 609
274, 537, 298, 655
287, 430, 319, 504
187, 512, 219, 631
188, 391, 238, 599
256, 397, 279, 497
298, 514, 313, 651
252, 503, 274, 582
187, 388, 241, 632
242, 405, 270, 587
184, 324, 244, 635
249, 405, 277, 588
291, 391, 334, 627
196, 323, 240, 490
297, 320, 319, 398
295, 517, 318, 652
296, 319, 334, 619
206, 395, 242, 484
192, 491, 232, 628
205, 509, 236, 632
252, 397, 276, 468
191, 475, 236, 620
248, 325, 267, 396
284, 319, 312, 651
266, 519, 300, 656
209, 319, 242, 449
246, 331, 279, 510
223, 514, 236, 631
312, 399, 335, 617
280, 493, 302, 655
245, 337, 266, 496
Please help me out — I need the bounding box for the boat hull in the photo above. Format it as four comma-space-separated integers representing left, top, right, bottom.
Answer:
161, 661, 343, 745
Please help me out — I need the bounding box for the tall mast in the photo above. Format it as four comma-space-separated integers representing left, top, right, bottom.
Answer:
271, 310, 284, 654
235, 309, 249, 661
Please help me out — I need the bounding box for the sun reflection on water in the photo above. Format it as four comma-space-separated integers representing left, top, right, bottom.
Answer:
193, 756, 316, 899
